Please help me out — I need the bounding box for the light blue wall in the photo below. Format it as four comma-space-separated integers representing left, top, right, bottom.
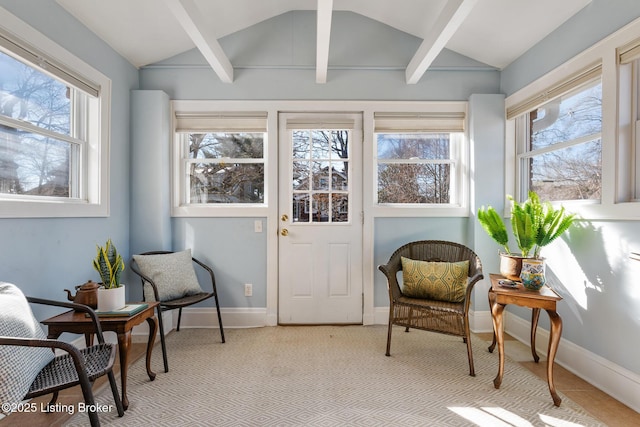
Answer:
0, 0, 139, 318
501, 0, 640, 95
500, 0, 640, 375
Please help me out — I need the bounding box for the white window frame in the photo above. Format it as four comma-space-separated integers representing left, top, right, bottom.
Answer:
371, 102, 469, 217
505, 17, 640, 220
0, 7, 110, 218
511, 74, 603, 205
171, 101, 270, 217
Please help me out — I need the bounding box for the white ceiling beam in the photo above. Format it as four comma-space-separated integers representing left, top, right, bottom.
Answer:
316, 0, 333, 84
164, 0, 234, 83
405, 0, 478, 84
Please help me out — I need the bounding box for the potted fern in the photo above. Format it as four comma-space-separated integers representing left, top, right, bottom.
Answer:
93, 238, 126, 311
478, 191, 575, 288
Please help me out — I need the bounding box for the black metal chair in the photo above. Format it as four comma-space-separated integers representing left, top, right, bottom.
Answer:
378, 240, 484, 376
130, 250, 225, 373
0, 288, 124, 427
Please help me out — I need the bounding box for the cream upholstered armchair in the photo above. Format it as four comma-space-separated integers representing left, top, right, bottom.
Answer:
378, 240, 483, 376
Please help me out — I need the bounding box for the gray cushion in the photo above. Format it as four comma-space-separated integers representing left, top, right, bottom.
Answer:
133, 250, 204, 302
0, 282, 55, 406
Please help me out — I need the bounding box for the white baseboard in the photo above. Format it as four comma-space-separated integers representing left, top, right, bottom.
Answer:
506, 312, 640, 413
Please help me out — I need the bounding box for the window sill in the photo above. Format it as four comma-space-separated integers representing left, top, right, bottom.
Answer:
371, 204, 469, 218
0, 199, 108, 218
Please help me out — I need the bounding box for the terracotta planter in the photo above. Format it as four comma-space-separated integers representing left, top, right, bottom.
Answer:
499, 253, 524, 281
97, 284, 126, 312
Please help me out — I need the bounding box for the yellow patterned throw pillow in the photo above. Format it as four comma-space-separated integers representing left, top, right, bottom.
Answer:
400, 257, 469, 302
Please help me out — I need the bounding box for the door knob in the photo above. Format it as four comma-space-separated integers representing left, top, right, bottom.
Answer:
281, 228, 289, 236
281, 214, 288, 222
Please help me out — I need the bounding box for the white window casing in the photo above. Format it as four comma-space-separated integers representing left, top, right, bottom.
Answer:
0, 6, 110, 218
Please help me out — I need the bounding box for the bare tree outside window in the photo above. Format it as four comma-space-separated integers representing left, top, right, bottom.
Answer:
526, 81, 602, 201
377, 133, 453, 204
292, 130, 350, 223
187, 132, 264, 203
0, 51, 73, 197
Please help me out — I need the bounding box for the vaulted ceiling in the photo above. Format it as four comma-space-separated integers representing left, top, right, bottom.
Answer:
56, 0, 592, 84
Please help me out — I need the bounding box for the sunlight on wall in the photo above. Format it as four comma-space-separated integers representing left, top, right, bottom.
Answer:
545, 221, 640, 328
185, 222, 195, 250
545, 240, 591, 310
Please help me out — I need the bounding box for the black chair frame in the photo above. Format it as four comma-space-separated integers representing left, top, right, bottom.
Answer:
130, 251, 225, 373
0, 298, 124, 426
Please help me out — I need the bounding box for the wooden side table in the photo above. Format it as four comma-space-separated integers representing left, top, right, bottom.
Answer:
487, 273, 563, 406
42, 302, 159, 410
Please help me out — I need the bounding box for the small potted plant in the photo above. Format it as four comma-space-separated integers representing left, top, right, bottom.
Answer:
478, 191, 575, 289
93, 238, 126, 311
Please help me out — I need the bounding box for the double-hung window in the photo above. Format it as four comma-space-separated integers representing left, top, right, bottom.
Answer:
0, 12, 109, 217
618, 39, 640, 202
173, 112, 267, 213
508, 65, 602, 203
373, 108, 467, 212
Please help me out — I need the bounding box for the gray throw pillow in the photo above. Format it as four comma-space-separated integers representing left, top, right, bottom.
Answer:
0, 282, 55, 406
133, 249, 204, 302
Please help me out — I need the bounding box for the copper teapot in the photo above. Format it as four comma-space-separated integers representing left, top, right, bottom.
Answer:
64, 280, 99, 310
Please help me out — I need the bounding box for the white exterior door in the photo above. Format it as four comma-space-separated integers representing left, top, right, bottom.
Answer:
278, 113, 363, 324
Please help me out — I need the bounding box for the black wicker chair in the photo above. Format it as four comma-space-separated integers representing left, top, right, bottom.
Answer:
130, 251, 225, 373
0, 292, 124, 427
378, 240, 484, 376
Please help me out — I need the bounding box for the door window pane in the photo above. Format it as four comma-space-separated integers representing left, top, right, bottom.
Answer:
290, 129, 350, 223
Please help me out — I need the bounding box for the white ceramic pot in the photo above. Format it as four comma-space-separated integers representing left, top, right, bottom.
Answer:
97, 284, 126, 312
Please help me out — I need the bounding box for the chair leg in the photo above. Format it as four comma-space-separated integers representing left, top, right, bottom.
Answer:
76, 372, 100, 427
46, 391, 59, 408
107, 369, 125, 416
214, 292, 225, 343
156, 305, 169, 373
176, 308, 183, 331
464, 317, 475, 377
385, 319, 393, 356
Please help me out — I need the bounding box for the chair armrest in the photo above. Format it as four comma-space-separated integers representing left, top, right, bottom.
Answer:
26, 297, 107, 345
193, 256, 218, 294
0, 335, 81, 356
378, 263, 403, 301
0, 335, 95, 391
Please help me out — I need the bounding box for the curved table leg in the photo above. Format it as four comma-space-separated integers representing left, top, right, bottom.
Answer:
488, 290, 497, 353
145, 316, 158, 381
546, 309, 563, 406
491, 301, 506, 389
530, 307, 541, 363
117, 330, 132, 410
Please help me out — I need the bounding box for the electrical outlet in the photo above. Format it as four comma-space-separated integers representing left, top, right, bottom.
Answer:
244, 283, 253, 297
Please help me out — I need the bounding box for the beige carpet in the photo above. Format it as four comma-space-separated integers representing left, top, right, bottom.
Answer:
67, 326, 603, 426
